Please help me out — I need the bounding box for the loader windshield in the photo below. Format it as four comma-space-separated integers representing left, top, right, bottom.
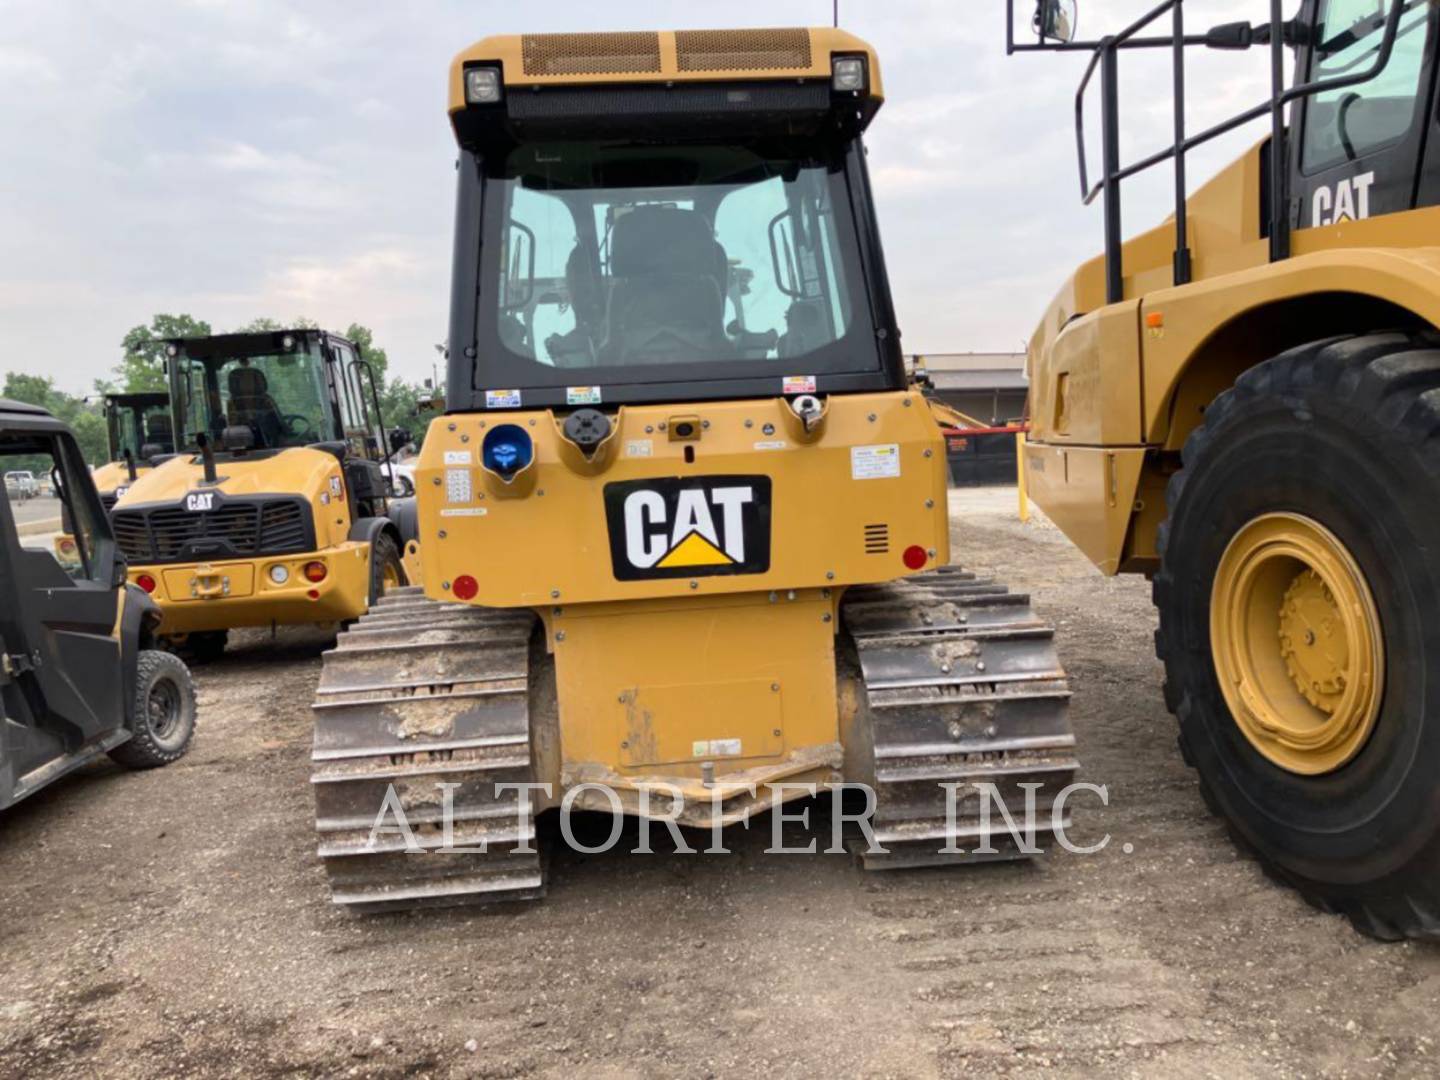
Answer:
172, 338, 341, 452
106, 396, 172, 461
472, 137, 886, 397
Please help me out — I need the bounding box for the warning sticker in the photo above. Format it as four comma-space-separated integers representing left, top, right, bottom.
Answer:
445, 468, 472, 503
851, 444, 901, 480
692, 738, 743, 758
443, 450, 472, 465
485, 389, 521, 409
782, 374, 817, 395
567, 385, 602, 406
624, 439, 653, 458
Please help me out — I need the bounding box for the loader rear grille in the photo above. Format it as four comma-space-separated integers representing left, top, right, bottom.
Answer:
864, 523, 890, 555
113, 498, 312, 564
521, 32, 662, 76
674, 29, 812, 72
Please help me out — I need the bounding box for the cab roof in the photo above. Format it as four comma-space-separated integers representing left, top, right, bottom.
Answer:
447, 26, 883, 116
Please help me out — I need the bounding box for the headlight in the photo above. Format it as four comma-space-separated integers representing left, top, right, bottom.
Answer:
268, 564, 289, 585
464, 66, 503, 105
281, 334, 295, 350
832, 56, 866, 92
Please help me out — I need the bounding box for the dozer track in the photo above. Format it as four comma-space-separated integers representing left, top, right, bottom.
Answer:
840, 565, 1077, 868
310, 587, 546, 913
310, 568, 1076, 913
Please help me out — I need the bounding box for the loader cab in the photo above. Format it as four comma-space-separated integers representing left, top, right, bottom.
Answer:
445, 30, 904, 410
105, 391, 174, 464
1290, 0, 1439, 229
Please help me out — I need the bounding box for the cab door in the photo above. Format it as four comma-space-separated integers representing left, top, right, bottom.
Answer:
1291, 0, 1438, 230
0, 423, 125, 773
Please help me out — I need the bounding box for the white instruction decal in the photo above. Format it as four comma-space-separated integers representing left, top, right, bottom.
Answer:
485, 389, 521, 409
445, 468, 472, 503
692, 738, 743, 758
566, 385, 602, 406
624, 439, 653, 458
444, 450, 473, 465
440, 507, 488, 517
851, 444, 901, 480
753, 440, 787, 451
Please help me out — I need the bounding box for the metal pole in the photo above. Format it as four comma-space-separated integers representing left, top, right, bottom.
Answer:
1268, 0, 1290, 261
1172, 0, 1192, 285
1100, 42, 1124, 303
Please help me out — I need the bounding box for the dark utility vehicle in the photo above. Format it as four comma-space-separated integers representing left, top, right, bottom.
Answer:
0, 398, 196, 809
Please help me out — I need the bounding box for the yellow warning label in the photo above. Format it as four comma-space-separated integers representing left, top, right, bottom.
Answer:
656, 530, 734, 569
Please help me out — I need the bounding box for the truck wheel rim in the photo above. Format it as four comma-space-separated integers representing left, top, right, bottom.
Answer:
148, 678, 183, 743
1210, 512, 1383, 775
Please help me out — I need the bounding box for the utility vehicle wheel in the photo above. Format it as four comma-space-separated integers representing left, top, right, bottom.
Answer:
369, 532, 406, 605
108, 650, 197, 769
1154, 331, 1440, 940
187, 630, 228, 664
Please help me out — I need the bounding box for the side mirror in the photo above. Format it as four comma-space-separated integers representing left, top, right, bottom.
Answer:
1035, 0, 1077, 43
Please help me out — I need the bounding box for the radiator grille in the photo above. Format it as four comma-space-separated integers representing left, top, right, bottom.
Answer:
113, 499, 310, 564
674, 28, 812, 72
521, 32, 662, 76
864, 523, 889, 555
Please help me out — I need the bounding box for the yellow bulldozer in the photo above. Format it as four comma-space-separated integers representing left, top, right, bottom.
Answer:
113, 328, 414, 661
1013, 0, 1440, 939
310, 27, 1079, 912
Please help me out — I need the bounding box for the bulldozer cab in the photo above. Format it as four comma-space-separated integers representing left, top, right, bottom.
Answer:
168, 329, 389, 464
446, 32, 904, 409
0, 399, 128, 807
104, 390, 173, 464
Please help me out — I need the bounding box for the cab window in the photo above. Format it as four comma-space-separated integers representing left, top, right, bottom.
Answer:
3, 432, 101, 582
1301, 0, 1433, 173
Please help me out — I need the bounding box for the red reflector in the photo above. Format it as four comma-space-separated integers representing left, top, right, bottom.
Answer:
902, 545, 928, 571
306, 588, 320, 600
303, 561, 327, 583
453, 574, 479, 601
136, 573, 157, 594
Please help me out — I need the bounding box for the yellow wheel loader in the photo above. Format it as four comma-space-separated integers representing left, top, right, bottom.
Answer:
1013, 0, 1440, 938
91, 391, 174, 512
113, 329, 414, 663
310, 27, 1078, 912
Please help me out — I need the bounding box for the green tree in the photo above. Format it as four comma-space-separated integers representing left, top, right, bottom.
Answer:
117, 313, 212, 392
231, 316, 319, 333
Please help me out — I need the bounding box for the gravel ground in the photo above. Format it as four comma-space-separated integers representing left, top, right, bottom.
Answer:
1, 487, 1437, 1079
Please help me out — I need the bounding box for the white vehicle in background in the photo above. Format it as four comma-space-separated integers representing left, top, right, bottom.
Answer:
4, 470, 39, 500
382, 459, 416, 497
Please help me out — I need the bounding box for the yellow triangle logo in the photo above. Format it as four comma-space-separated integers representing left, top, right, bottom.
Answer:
656, 530, 734, 568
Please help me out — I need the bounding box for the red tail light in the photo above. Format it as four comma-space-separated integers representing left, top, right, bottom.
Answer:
452, 574, 479, 601
303, 561, 327, 583
136, 573, 157, 594
902, 545, 929, 571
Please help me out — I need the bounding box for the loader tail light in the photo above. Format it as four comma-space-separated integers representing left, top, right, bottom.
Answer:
136, 573, 157, 594
902, 545, 929, 571
303, 561, 327, 583
452, 574, 479, 601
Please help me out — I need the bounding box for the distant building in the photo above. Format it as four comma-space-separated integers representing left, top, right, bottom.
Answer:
912, 352, 1028, 427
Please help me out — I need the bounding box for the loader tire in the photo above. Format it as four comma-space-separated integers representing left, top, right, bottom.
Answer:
1153, 330, 1440, 940
109, 649, 197, 769
368, 532, 405, 606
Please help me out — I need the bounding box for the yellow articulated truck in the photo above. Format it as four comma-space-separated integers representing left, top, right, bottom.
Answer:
1013, 0, 1440, 938
90, 391, 175, 512
113, 329, 412, 662
309, 27, 1080, 913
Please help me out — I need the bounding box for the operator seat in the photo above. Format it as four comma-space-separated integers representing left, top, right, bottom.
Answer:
602, 206, 729, 365
144, 412, 174, 454
226, 364, 284, 448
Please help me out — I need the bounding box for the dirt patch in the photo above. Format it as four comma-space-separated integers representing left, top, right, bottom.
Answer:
1, 491, 1437, 1078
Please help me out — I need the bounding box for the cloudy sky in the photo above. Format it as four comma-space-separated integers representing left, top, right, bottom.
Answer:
0, 0, 1270, 392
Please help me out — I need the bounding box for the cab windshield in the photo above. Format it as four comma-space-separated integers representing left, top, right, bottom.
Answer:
476, 138, 878, 387
108, 398, 173, 460
173, 341, 339, 451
